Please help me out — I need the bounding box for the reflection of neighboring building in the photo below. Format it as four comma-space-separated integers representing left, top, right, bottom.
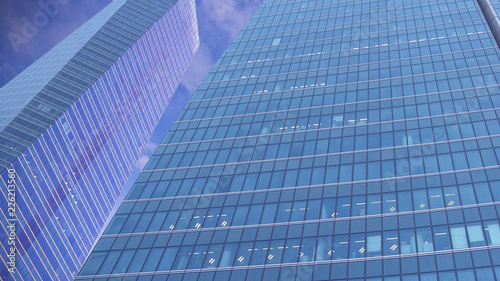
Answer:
0, 0, 198, 279
80, 0, 500, 280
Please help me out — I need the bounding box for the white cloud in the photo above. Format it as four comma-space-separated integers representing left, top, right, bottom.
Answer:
199, 0, 262, 37
178, 0, 264, 93
180, 44, 213, 93
134, 141, 158, 169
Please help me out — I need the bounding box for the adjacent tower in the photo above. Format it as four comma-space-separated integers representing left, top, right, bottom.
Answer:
0, 0, 199, 279
79, 0, 500, 280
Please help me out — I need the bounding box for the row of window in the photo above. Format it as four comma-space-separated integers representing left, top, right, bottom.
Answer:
188, 79, 497, 119
164, 114, 498, 154
230, 14, 485, 54
125, 160, 497, 201
210, 39, 496, 84
179, 102, 497, 137
213, 49, 495, 97
86, 219, 500, 275
140, 138, 497, 182
123, 171, 496, 210
179, 94, 498, 133
144, 150, 497, 189
158, 126, 499, 172
218, 29, 494, 69
113, 180, 500, 233
212, 46, 497, 91
136, 174, 489, 212
152, 139, 498, 180
186, 82, 498, 116
194, 61, 498, 107
253, 0, 469, 25
238, 19, 483, 54
243, 0, 475, 33
110, 202, 500, 234
135, 143, 499, 198
165, 115, 498, 152
236, 4, 480, 45
225, 21, 488, 69
78, 263, 500, 281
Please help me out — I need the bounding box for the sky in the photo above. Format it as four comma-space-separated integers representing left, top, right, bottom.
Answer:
0, 0, 111, 87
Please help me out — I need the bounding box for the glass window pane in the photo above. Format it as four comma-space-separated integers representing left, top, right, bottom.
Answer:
451, 225, 469, 249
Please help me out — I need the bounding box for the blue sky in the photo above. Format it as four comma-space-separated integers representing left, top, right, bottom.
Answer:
0, 0, 111, 86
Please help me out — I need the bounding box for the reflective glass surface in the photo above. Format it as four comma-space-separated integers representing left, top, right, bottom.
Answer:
0, 0, 199, 280
79, 0, 500, 280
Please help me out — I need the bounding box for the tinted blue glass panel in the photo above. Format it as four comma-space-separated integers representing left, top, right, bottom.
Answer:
0, 0, 198, 279
78, 0, 500, 280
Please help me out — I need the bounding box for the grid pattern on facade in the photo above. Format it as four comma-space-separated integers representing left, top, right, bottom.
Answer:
0, 0, 199, 280
78, 0, 500, 280
0, 0, 190, 172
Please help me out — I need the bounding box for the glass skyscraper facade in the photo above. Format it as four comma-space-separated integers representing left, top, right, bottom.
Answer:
0, 0, 198, 280
79, 0, 500, 280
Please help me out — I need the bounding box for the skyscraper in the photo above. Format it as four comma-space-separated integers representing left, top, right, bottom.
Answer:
79, 0, 500, 280
0, 0, 198, 279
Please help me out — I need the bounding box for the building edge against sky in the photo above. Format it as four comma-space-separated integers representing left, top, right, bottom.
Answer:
0, 0, 199, 280
76, 0, 500, 279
